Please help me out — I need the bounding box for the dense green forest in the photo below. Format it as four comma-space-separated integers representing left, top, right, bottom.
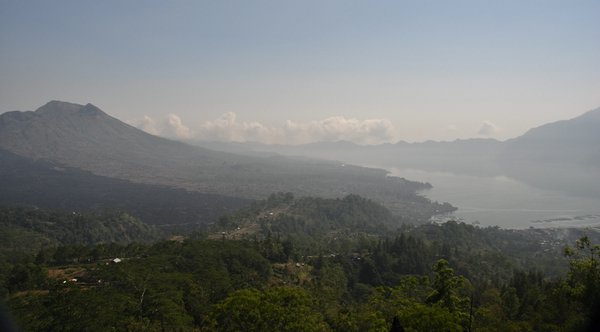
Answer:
2, 195, 600, 331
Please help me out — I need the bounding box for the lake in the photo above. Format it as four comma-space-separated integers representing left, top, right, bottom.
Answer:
386, 167, 600, 229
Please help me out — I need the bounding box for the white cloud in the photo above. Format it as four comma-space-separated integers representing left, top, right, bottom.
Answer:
196, 112, 275, 142
477, 120, 500, 137
131, 114, 192, 139
134, 113, 398, 145
163, 114, 192, 139
281, 116, 396, 145
134, 115, 159, 135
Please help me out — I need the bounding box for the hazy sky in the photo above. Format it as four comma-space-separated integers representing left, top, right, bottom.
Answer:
1, 1, 599, 143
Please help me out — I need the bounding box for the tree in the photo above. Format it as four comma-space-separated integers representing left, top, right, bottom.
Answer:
426, 259, 466, 312
7, 263, 47, 293
205, 287, 329, 331
564, 236, 600, 329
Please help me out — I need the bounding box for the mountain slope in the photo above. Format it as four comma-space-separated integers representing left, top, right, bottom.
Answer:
0, 101, 230, 186
502, 107, 600, 168
0, 148, 250, 227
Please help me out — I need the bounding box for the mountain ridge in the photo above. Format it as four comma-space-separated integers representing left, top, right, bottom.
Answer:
502, 107, 600, 167
189, 106, 600, 196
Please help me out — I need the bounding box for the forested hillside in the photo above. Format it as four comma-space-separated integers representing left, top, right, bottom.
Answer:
0, 207, 162, 256
3, 195, 600, 331
211, 193, 452, 237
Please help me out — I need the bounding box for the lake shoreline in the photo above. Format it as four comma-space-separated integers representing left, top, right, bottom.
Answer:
383, 167, 600, 230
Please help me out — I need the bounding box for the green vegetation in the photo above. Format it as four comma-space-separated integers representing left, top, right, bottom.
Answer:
2, 195, 600, 331
0, 207, 162, 256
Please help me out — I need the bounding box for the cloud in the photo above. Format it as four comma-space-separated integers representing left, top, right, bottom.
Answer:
196, 112, 274, 142
198, 113, 396, 145
131, 114, 192, 139
163, 114, 192, 139
134, 113, 397, 145
477, 120, 500, 137
281, 116, 396, 145
134, 115, 159, 135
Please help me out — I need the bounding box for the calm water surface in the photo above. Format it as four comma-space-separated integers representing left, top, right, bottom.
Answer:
386, 168, 600, 229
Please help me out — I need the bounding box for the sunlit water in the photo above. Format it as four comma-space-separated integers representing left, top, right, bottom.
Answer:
386, 168, 600, 229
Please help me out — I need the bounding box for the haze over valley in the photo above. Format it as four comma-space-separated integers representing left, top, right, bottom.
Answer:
2, 100, 599, 231
191, 106, 600, 229
2, 1, 600, 331
0, 101, 452, 227
2, 100, 600, 331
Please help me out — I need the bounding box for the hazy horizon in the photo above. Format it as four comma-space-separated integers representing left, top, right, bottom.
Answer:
4, 99, 597, 146
4, 2, 600, 329
2, 1, 599, 144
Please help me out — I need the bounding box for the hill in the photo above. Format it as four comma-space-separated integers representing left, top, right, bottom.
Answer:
211, 193, 425, 236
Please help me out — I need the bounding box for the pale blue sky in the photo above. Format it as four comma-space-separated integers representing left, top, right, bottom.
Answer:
1, 0, 599, 143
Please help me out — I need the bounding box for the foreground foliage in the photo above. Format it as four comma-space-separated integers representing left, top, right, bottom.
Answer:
0, 207, 162, 256
2, 229, 599, 331
2, 196, 600, 331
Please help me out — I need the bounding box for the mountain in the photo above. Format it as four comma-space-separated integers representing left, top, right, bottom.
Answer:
0, 101, 450, 222
495, 107, 600, 197
501, 107, 600, 169
0, 101, 231, 187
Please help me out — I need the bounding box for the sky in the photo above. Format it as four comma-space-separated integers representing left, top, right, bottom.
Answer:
1, 0, 599, 144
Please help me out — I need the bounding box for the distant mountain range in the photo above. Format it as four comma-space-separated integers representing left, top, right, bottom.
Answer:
195, 107, 600, 171
193, 138, 506, 176
0, 101, 452, 226
191, 107, 600, 197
